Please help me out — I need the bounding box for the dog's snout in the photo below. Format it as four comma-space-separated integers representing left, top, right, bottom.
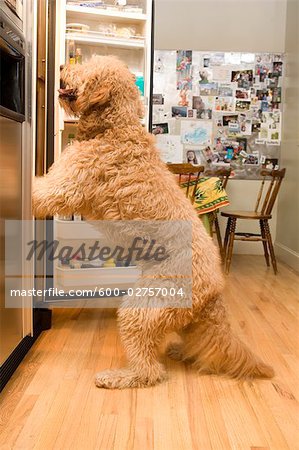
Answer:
60, 78, 66, 90
60, 64, 65, 71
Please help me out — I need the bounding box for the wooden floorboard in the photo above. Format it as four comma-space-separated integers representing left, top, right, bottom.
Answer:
0, 256, 298, 450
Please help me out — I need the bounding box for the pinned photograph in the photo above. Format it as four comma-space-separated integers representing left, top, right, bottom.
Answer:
223, 114, 239, 127
215, 97, 235, 112
218, 84, 234, 97
235, 100, 251, 112
152, 123, 169, 135
185, 149, 201, 165
176, 50, 192, 71
187, 109, 197, 118
199, 83, 218, 96
152, 94, 164, 105
192, 96, 205, 110
244, 151, 259, 165
236, 89, 250, 99
252, 122, 261, 133
239, 118, 252, 135
231, 70, 253, 88
259, 126, 269, 140
181, 120, 212, 146
256, 89, 270, 101
198, 69, 213, 84
262, 158, 279, 169
196, 109, 212, 120
172, 106, 188, 118
273, 62, 283, 76
271, 87, 282, 103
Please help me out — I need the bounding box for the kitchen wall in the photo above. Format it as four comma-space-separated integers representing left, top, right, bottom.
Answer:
154, 0, 288, 255
275, 0, 299, 271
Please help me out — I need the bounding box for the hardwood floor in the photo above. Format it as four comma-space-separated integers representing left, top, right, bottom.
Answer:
0, 256, 298, 450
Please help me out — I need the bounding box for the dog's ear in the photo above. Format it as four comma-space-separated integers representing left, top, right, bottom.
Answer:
77, 76, 111, 111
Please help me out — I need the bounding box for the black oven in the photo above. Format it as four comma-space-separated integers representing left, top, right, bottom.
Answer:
0, 12, 25, 122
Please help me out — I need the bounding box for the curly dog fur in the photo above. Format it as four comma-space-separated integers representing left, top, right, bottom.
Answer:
33, 56, 274, 388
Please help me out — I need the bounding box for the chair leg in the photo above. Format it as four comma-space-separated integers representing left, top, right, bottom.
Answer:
263, 220, 278, 274
225, 218, 237, 274
214, 215, 224, 262
207, 212, 214, 238
223, 217, 231, 260
259, 219, 270, 267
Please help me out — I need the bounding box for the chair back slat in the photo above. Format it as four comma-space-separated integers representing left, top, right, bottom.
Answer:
255, 178, 265, 212
167, 163, 205, 203
257, 168, 286, 215
204, 167, 231, 189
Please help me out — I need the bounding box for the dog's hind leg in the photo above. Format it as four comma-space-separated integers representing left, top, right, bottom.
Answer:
177, 296, 274, 379
95, 306, 168, 389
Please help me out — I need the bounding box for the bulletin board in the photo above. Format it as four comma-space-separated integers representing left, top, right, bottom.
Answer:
152, 50, 284, 179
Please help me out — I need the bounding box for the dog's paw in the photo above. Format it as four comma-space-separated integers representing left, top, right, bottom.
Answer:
166, 343, 184, 361
95, 368, 167, 389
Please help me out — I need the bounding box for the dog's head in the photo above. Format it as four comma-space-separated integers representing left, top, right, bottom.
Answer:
59, 55, 143, 118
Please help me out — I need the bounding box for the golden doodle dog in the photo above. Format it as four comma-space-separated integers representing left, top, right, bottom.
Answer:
33, 56, 274, 389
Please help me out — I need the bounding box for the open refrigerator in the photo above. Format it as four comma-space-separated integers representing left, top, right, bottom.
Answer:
44, 0, 154, 300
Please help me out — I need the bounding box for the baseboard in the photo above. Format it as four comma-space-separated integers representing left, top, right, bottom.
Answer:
275, 242, 299, 272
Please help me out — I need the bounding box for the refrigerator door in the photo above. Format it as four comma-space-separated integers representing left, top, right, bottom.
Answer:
0, 116, 23, 365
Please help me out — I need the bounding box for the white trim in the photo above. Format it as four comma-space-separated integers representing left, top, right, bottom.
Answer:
275, 242, 299, 272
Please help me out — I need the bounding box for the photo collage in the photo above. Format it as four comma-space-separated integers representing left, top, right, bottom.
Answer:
152, 51, 283, 178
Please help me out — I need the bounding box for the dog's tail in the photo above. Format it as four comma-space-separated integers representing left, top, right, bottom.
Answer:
181, 296, 274, 379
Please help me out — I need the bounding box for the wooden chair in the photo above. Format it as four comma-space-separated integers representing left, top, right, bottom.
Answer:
167, 163, 205, 204
204, 167, 231, 260
221, 168, 286, 274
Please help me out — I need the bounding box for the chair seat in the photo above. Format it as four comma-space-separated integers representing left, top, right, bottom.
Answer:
221, 210, 272, 219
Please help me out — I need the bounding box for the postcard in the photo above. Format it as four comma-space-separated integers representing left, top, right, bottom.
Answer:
152, 94, 164, 105
152, 123, 169, 135
218, 84, 234, 97
172, 106, 188, 118
215, 97, 235, 112
199, 83, 218, 96
231, 70, 253, 88
155, 135, 183, 163
236, 89, 250, 99
235, 100, 251, 112
181, 120, 212, 146
261, 101, 270, 112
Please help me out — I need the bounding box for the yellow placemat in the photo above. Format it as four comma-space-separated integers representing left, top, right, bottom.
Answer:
180, 176, 230, 215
